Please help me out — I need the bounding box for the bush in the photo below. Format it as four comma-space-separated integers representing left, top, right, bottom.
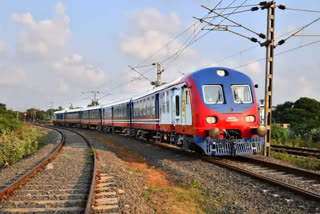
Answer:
0, 125, 46, 166
271, 151, 319, 170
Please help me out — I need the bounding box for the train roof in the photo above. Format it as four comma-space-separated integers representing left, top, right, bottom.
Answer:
81, 105, 102, 111
65, 108, 82, 113
131, 75, 184, 101
102, 98, 131, 108
53, 110, 66, 114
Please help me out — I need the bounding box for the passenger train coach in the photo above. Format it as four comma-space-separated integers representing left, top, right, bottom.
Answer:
53, 67, 266, 156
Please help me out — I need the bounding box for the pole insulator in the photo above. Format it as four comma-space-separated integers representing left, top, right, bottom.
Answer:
259, 33, 266, 39
278, 39, 285, 46
251, 37, 258, 43
251, 7, 259, 11
259, 1, 267, 6
278, 5, 286, 10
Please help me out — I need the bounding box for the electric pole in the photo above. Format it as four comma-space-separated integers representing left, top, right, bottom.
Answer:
153, 62, 164, 87
263, 2, 275, 156
91, 90, 99, 106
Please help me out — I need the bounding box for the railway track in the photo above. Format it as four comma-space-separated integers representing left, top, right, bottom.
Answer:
271, 145, 320, 159
202, 156, 320, 201
110, 132, 320, 201
0, 128, 99, 213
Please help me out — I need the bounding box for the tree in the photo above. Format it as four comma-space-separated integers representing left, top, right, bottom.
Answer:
272, 98, 320, 136
87, 100, 99, 107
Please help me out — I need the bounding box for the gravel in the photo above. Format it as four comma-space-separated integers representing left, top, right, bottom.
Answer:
247, 154, 320, 174
0, 129, 93, 213
0, 128, 61, 190
79, 129, 320, 214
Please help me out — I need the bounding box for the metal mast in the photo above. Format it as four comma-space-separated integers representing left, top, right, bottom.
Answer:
263, 2, 275, 156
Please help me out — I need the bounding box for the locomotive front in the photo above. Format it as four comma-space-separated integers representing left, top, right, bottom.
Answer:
188, 67, 266, 156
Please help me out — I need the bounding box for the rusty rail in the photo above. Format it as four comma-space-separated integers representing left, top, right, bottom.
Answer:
62, 128, 98, 214
0, 128, 65, 199
202, 156, 320, 201
271, 145, 320, 159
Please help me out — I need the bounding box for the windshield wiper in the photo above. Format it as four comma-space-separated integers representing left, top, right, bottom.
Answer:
234, 90, 244, 104
215, 90, 222, 104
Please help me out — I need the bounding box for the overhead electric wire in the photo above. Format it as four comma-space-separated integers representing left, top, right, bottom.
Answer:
159, 0, 243, 70
97, 1, 228, 102
132, 0, 224, 68
213, 4, 258, 10
140, 0, 228, 74
203, 8, 258, 19
275, 16, 320, 47
277, 6, 320, 13
201, 4, 264, 39
235, 39, 320, 69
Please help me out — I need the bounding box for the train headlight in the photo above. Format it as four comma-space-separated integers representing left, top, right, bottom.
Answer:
245, 115, 256, 122
257, 126, 267, 137
205, 116, 217, 124
209, 127, 220, 138
217, 69, 226, 76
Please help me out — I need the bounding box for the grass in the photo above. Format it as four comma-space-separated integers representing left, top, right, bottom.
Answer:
141, 179, 234, 214
0, 125, 47, 167
271, 151, 319, 170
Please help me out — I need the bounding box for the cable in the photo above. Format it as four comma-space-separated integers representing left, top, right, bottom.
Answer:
159, 0, 242, 70
201, 4, 265, 39
132, 0, 225, 68
212, 4, 258, 10
235, 39, 320, 69
277, 5, 320, 13
275, 16, 320, 47
141, 0, 229, 75
203, 8, 259, 19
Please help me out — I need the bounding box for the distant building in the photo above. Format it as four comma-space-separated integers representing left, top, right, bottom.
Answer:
258, 99, 276, 125
275, 123, 291, 129
258, 99, 265, 125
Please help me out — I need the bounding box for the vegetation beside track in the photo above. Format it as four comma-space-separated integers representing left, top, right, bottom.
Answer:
0, 104, 47, 167
272, 97, 320, 149
270, 151, 319, 170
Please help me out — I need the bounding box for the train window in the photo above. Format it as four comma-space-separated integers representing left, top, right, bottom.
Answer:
166, 91, 169, 112
175, 95, 180, 116
231, 85, 252, 104
186, 90, 190, 104
202, 85, 224, 104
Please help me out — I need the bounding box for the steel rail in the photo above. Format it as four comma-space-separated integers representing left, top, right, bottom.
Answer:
0, 127, 65, 199
271, 145, 320, 159
237, 156, 320, 181
61, 128, 98, 214
202, 157, 320, 201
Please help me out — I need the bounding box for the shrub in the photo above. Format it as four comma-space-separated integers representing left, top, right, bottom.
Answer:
0, 125, 46, 166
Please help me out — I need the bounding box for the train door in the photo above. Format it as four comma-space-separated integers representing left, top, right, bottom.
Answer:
173, 88, 181, 125
181, 86, 192, 125
155, 94, 159, 119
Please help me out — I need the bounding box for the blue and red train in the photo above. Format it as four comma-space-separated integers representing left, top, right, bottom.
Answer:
53, 67, 266, 156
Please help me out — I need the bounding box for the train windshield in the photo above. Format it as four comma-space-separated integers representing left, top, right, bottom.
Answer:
202, 85, 224, 104
231, 85, 252, 103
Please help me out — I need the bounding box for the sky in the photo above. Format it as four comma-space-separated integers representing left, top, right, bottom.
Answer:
0, 0, 319, 111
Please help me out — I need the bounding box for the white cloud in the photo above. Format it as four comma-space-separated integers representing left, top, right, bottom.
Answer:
0, 41, 6, 57
53, 54, 107, 87
247, 61, 263, 74
12, 2, 71, 60
57, 79, 69, 93
0, 65, 26, 86
120, 8, 195, 60
12, 13, 34, 25
123, 8, 180, 34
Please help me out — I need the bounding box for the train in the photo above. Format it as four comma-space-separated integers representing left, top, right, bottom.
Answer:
53, 67, 266, 156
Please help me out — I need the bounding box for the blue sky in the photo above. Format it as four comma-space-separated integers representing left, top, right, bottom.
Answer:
0, 0, 319, 111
